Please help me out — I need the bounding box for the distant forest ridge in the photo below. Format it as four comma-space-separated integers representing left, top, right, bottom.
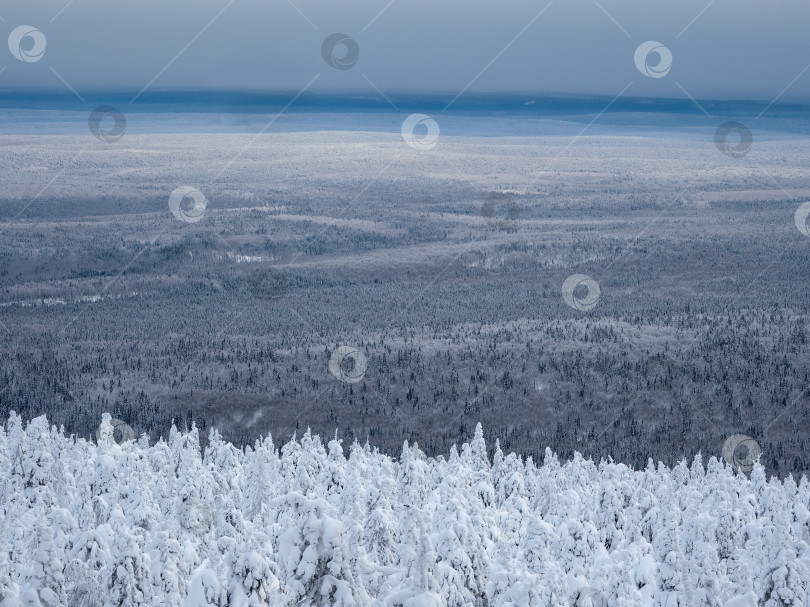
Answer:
1, 90, 808, 119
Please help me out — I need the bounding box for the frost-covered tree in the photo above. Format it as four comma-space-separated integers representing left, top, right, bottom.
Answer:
186, 561, 227, 607
20, 513, 67, 607
433, 466, 490, 606
758, 492, 807, 607
363, 484, 398, 567
320, 434, 347, 509
519, 514, 568, 606
149, 524, 187, 607
274, 492, 368, 607
204, 428, 244, 509
66, 527, 110, 607
0, 550, 20, 607
242, 440, 276, 526
229, 549, 278, 607
105, 508, 153, 607
384, 504, 443, 607
653, 501, 685, 607
460, 423, 495, 508
0, 415, 809, 607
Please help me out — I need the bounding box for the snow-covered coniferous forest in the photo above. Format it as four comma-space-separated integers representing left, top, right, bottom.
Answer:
4, 0, 810, 603
0, 413, 808, 607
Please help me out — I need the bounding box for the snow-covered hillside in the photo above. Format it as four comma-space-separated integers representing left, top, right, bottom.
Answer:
0, 413, 807, 607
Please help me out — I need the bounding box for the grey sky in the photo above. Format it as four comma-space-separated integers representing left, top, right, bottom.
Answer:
2, 0, 809, 103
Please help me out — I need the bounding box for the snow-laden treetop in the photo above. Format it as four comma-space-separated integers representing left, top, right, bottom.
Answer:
0, 412, 807, 607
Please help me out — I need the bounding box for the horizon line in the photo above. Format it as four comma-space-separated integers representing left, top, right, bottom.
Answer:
1, 88, 809, 110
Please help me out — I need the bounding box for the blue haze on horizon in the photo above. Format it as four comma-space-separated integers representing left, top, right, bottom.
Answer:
1, 0, 809, 106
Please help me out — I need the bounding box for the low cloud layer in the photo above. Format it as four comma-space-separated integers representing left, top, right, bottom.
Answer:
2, 0, 809, 103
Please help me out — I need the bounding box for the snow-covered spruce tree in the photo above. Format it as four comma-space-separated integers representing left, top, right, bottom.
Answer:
556, 516, 599, 586
0, 542, 20, 607
384, 503, 443, 607
204, 428, 245, 510
433, 453, 491, 607
148, 523, 188, 607
294, 430, 327, 498
2, 415, 810, 605
320, 434, 347, 510
515, 513, 568, 606
175, 424, 215, 576
460, 423, 495, 509
242, 439, 276, 526
758, 486, 807, 607
274, 492, 369, 606
363, 482, 398, 568
185, 559, 227, 607
396, 442, 431, 513
652, 500, 686, 607
595, 471, 626, 552
278, 433, 301, 495
104, 507, 154, 607
340, 441, 372, 522
21, 510, 72, 607
596, 546, 643, 607
486, 561, 548, 607
228, 548, 279, 607
15, 417, 70, 607
66, 526, 111, 607
118, 449, 159, 532
432, 507, 477, 606
533, 447, 564, 524
681, 512, 723, 607
20, 417, 59, 513
93, 416, 124, 526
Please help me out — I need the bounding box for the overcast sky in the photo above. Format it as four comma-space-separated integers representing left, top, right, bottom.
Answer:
2, 0, 809, 103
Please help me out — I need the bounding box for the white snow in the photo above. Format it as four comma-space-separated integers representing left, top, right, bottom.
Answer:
0, 413, 808, 606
